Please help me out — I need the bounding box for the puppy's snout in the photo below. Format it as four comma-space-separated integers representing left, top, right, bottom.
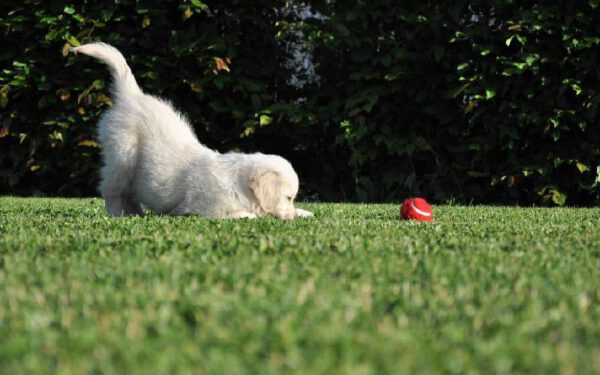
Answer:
276, 208, 296, 220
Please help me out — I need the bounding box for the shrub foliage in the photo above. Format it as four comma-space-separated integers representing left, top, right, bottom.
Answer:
1, 1, 599, 204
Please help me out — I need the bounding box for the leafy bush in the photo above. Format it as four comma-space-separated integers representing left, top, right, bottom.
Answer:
1, 1, 600, 204
0, 0, 294, 196
284, 1, 600, 204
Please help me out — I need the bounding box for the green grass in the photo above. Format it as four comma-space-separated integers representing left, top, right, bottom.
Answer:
1, 197, 600, 375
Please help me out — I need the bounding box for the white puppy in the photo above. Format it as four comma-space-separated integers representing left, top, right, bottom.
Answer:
72, 42, 313, 219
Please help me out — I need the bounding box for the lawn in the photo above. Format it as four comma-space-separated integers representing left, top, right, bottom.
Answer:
1, 197, 599, 374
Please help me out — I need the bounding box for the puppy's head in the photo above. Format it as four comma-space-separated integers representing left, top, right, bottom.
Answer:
250, 155, 299, 219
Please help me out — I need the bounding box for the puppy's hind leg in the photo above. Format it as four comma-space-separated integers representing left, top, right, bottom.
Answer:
99, 133, 141, 217
104, 194, 128, 217
105, 191, 144, 216
102, 180, 143, 217
124, 196, 144, 217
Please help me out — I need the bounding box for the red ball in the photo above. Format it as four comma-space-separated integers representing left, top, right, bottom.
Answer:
400, 198, 433, 222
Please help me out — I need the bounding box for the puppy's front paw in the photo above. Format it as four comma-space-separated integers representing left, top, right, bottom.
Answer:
295, 208, 314, 218
228, 211, 257, 219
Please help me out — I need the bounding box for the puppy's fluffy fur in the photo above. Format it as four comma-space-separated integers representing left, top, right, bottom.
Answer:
72, 43, 312, 219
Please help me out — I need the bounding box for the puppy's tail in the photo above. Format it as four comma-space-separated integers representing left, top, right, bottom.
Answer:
71, 42, 142, 96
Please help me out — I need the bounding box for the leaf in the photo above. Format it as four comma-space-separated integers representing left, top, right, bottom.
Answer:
551, 189, 567, 206
56, 89, 70, 102
465, 101, 476, 113
433, 46, 444, 62
67, 35, 81, 47
212, 79, 224, 90
209, 100, 227, 112
446, 83, 470, 98
345, 11, 359, 22
243, 126, 255, 137
0, 127, 8, 138
183, 7, 194, 20
508, 176, 516, 187
92, 80, 104, 90
505, 35, 516, 47
77, 87, 92, 105
190, 0, 208, 10
467, 171, 488, 177
541, 186, 567, 206
0, 85, 8, 108
457, 62, 470, 71
259, 115, 272, 126
78, 140, 99, 147
213, 57, 230, 73
449, 31, 466, 43
61, 43, 71, 57
576, 162, 589, 173
501, 68, 520, 76
189, 82, 203, 93
95, 94, 113, 106
485, 89, 496, 100
49, 131, 63, 143
525, 54, 539, 66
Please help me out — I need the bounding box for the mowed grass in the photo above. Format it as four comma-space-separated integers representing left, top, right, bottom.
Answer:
1, 197, 600, 375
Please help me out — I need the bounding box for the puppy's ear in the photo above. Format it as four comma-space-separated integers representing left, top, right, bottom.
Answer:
251, 171, 282, 213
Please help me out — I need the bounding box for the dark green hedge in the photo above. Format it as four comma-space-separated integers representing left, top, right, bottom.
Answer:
2, 1, 600, 204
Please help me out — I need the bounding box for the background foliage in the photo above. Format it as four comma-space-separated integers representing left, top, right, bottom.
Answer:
1, 0, 600, 204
